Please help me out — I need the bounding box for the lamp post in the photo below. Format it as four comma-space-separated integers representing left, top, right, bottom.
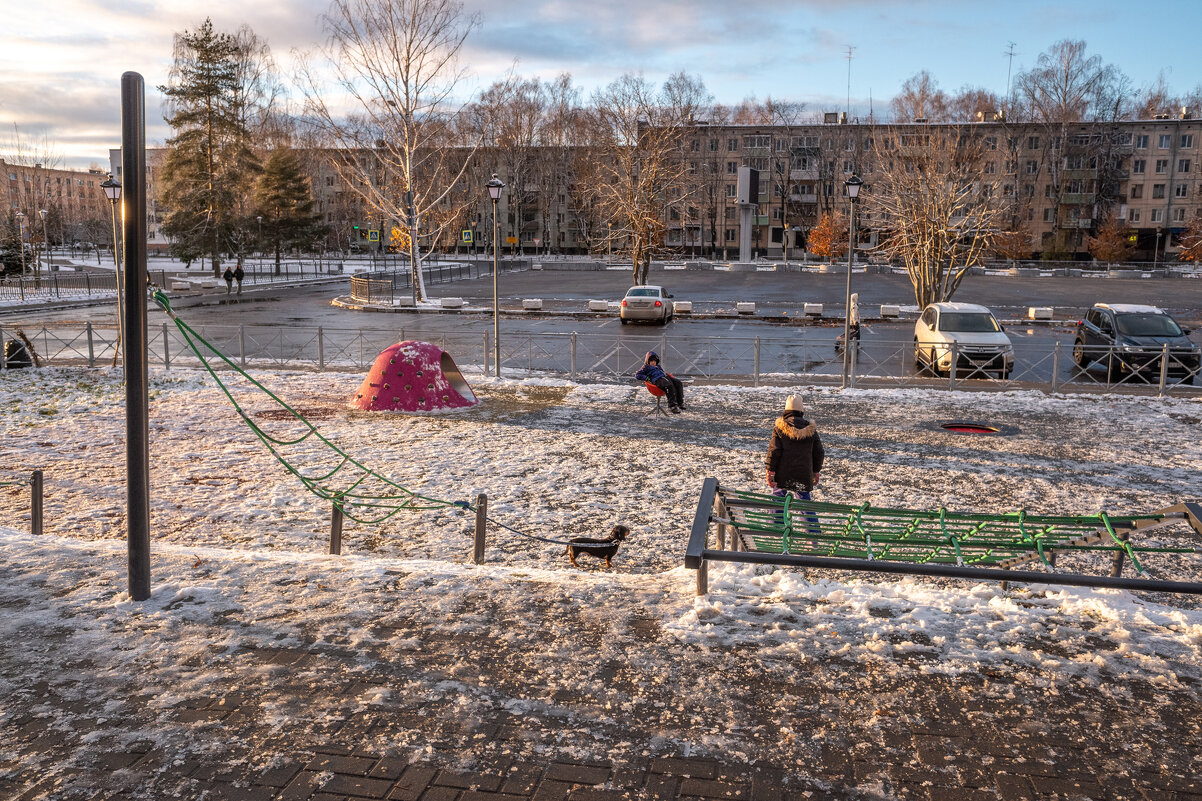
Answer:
487, 174, 504, 377
1154, 228, 1163, 266
100, 175, 125, 366
38, 209, 49, 277
842, 174, 863, 388
15, 212, 26, 278
257, 215, 263, 274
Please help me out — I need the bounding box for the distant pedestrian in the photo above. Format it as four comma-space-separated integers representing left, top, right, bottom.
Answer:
635, 351, 685, 413
234, 262, 245, 295
222, 265, 234, 295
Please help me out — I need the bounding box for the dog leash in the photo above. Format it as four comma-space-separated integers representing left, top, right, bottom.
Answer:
483, 513, 619, 549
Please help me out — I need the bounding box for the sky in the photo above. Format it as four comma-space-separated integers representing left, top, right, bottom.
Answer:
3, 0, 1202, 169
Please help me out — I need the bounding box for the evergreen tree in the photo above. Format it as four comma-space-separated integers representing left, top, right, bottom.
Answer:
158, 19, 261, 275
253, 149, 326, 273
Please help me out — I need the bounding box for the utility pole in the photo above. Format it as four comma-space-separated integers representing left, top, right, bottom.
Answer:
845, 46, 855, 119
1004, 42, 1018, 118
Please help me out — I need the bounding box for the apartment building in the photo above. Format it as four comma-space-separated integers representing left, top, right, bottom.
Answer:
3, 158, 110, 246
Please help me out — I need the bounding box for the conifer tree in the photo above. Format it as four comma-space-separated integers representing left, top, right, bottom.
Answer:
158, 19, 262, 275
254, 149, 326, 273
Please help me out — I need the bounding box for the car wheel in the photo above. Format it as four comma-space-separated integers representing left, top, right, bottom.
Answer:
1072, 339, 1089, 367
913, 339, 922, 368
999, 367, 1012, 380
929, 348, 942, 376
620, 317, 629, 325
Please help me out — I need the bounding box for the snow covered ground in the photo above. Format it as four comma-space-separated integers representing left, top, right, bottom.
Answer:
2, 366, 1202, 797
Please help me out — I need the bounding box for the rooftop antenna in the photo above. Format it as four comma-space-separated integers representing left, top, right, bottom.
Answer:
869, 88, 873, 122
1004, 42, 1017, 116
845, 45, 855, 118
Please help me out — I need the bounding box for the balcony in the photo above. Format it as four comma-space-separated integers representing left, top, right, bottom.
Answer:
789, 193, 819, 204
1061, 193, 1096, 204
790, 169, 820, 180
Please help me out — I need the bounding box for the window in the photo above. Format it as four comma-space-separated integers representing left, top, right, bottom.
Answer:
845, 138, 855, 151
1005, 160, 1017, 174
1130, 184, 1143, 199
1173, 207, 1186, 222
727, 138, 739, 152
775, 138, 787, 151
1179, 159, 1192, 173
1044, 185, 1053, 197
724, 207, 735, 220
1175, 183, 1188, 197
1155, 159, 1169, 173
1159, 134, 1171, 149
1043, 208, 1055, 222
1026, 160, 1039, 174
1027, 136, 1040, 150
843, 160, 854, 173
1134, 135, 1148, 149
1150, 209, 1163, 223
1153, 184, 1166, 199
747, 157, 768, 170
727, 161, 738, 174
983, 161, 996, 174
725, 184, 737, 198
1183, 134, 1195, 148
1023, 184, 1035, 197
984, 136, 997, 150
1133, 159, 1145, 174
725, 228, 737, 242
1129, 208, 1141, 223
1003, 184, 1015, 197
743, 135, 770, 149
709, 138, 719, 151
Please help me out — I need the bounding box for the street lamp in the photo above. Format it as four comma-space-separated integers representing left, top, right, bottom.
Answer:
257, 215, 263, 273
14, 211, 26, 278
487, 173, 505, 377
100, 175, 125, 366
38, 209, 49, 277
842, 174, 863, 388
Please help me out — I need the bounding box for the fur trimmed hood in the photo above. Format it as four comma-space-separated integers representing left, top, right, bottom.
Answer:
774, 416, 815, 440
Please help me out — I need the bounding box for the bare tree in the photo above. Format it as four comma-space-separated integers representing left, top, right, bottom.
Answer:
3, 125, 64, 274
1086, 215, 1134, 265
299, 0, 480, 302
891, 71, 949, 122
588, 72, 701, 284
1015, 40, 1130, 256
867, 125, 1006, 307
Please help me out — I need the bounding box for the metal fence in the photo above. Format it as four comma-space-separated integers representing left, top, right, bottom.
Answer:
348, 259, 530, 305
2, 319, 1198, 396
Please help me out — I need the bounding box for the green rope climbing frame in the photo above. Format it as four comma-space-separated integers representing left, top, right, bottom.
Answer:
715, 486, 1189, 570
151, 289, 466, 525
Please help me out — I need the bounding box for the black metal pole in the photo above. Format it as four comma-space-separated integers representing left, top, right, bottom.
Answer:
122, 72, 151, 602
330, 503, 343, 555
30, 469, 43, 537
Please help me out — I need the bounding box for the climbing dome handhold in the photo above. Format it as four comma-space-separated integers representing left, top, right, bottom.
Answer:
350, 341, 478, 412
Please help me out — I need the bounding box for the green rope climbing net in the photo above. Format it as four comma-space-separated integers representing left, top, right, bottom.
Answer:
151, 289, 467, 525
719, 487, 1195, 572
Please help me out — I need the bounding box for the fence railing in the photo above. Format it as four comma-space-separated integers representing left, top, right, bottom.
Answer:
348, 259, 530, 305
3, 320, 1198, 396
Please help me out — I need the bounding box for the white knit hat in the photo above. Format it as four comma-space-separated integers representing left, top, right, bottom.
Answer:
785, 394, 803, 412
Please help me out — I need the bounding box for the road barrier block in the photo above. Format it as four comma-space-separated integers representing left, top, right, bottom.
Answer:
736, 302, 756, 314
880, 304, 901, 318
588, 300, 609, 311
674, 301, 693, 314
1028, 306, 1053, 320
804, 303, 823, 317
440, 297, 464, 308
522, 298, 543, 310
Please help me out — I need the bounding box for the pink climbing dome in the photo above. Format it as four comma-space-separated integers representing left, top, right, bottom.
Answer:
349, 341, 478, 412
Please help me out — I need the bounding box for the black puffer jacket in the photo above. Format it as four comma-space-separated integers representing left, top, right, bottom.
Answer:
765, 411, 825, 492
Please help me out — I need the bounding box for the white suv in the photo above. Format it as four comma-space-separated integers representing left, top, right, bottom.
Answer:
914, 302, 1014, 378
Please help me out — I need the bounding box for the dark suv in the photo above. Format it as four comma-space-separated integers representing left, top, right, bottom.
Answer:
1073, 303, 1200, 383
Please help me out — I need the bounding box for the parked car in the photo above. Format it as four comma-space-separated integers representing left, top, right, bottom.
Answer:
1073, 303, 1200, 383
914, 302, 1014, 378
620, 285, 674, 325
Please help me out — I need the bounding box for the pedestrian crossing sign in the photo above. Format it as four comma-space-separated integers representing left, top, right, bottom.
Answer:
462, 229, 473, 243
368, 230, 379, 242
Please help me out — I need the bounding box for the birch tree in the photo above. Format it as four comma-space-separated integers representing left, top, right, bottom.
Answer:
867, 125, 1005, 307
299, 0, 480, 302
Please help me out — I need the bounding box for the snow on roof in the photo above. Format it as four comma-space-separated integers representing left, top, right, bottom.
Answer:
929, 301, 992, 312
1096, 303, 1165, 314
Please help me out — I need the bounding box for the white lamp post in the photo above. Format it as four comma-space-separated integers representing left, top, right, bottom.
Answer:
15, 212, 26, 278
487, 174, 505, 377
100, 175, 125, 365
38, 209, 49, 277
842, 174, 863, 388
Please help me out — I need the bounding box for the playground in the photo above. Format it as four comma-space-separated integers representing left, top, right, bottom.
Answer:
2, 362, 1202, 799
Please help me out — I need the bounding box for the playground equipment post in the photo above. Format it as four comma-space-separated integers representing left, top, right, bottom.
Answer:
122, 72, 151, 602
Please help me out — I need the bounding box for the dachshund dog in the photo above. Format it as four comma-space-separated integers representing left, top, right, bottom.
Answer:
564, 525, 630, 568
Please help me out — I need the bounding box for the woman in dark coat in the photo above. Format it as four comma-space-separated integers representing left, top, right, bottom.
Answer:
765, 394, 824, 497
